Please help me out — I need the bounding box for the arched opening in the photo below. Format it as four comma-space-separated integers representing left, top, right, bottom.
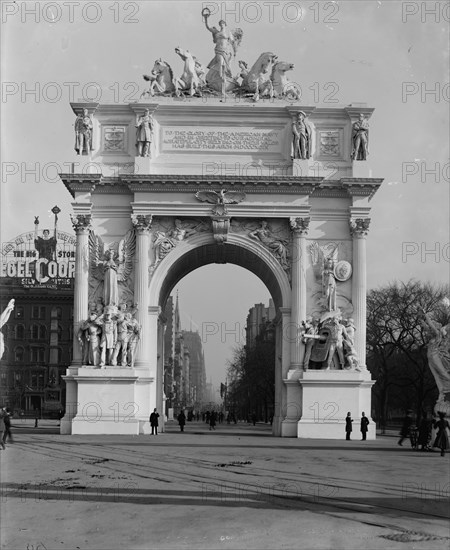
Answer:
149, 236, 292, 436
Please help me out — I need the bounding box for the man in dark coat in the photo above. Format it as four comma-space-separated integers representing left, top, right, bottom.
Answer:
149, 408, 160, 435
360, 412, 369, 440
177, 410, 186, 432
345, 412, 353, 440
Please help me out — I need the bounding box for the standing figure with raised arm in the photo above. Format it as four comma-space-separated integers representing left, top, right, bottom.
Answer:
0, 300, 15, 360
202, 8, 243, 95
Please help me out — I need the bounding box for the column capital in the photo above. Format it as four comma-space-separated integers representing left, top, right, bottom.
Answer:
131, 214, 153, 233
349, 217, 370, 238
290, 216, 310, 235
70, 213, 92, 234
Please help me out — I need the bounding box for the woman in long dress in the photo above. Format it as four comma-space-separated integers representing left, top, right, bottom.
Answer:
432, 412, 450, 456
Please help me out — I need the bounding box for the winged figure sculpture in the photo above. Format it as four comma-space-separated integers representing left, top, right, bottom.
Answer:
89, 229, 136, 308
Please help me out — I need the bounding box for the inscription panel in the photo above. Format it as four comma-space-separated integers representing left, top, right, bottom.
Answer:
162, 126, 281, 153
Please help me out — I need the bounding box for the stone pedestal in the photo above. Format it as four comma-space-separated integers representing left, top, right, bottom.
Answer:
292, 159, 311, 177
66, 367, 145, 435
352, 162, 373, 178
297, 370, 375, 439
134, 157, 152, 175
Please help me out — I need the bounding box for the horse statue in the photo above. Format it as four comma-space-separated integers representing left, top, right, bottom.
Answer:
142, 59, 175, 97
271, 61, 301, 101
239, 52, 278, 102
174, 47, 201, 97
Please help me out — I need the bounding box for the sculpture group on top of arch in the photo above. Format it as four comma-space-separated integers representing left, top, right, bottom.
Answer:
141, 8, 301, 102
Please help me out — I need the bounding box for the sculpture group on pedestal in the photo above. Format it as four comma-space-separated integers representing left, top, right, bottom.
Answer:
78, 303, 141, 368
140, 9, 299, 101
419, 305, 450, 414
301, 314, 360, 371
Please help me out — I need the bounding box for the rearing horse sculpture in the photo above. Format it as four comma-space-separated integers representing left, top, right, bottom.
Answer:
142, 59, 175, 97
239, 52, 278, 102
174, 47, 201, 97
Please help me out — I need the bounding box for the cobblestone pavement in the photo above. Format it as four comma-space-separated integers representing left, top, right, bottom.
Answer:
0, 421, 449, 550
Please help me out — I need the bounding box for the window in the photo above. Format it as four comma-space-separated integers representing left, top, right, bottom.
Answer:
32, 306, 45, 319
30, 347, 45, 362
14, 371, 22, 383
39, 325, 47, 340
14, 346, 24, 362
57, 325, 63, 339
57, 347, 63, 363
56, 307, 62, 319
31, 324, 39, 339
15, 324, 25, 339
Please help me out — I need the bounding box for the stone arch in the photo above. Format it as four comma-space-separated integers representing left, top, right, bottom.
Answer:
149, 232, 292, 310
148, 231, 292, 436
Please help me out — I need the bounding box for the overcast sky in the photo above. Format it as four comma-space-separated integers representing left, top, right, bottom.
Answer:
1, 0, 449, 387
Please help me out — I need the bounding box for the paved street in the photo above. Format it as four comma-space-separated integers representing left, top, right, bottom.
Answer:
0, 421, 449, 550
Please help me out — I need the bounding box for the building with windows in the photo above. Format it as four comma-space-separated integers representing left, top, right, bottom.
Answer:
0, 227, 75, 415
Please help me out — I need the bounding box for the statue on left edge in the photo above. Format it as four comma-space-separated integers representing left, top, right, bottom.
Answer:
0, 299, 14, 359
75, 108, 93, 155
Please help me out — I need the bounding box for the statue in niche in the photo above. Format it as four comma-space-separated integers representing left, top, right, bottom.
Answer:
351, 113, 369, 161
195, 188, 246, 215
292, 111, 312, 160
419, 306, 450, 409
202, 8, 243, 94
0, 299, 14, 360
75, 108, 93, 155
89, 230, 136, 308
309, 242, 352, 313
135, 109, 154, 157
249, 220, 289, 270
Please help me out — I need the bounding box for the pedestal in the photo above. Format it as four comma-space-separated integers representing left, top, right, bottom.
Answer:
352, 162, 373, 178
65, 366, 154, 435
292, 159, 311, 177
297, 370, 376, 439
134, 157, 152, 174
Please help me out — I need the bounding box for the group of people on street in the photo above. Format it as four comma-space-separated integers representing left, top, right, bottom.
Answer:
398, 409, 449, 456
345, 412, 369, 440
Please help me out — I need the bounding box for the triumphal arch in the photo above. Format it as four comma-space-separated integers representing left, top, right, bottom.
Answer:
59, 13, 382, 438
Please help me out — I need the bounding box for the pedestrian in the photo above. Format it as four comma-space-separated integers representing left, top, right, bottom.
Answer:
177, 410, 186, 432
398, 410, 413, 446
345, 412, 353, 440
149, 408, 159, 435
209, 411, 216, 431
251, 412, 257, 426
2, 407, 13, 445
417, 412, 432, 451
34, 408, 39, 428
360, 412, 369, 440
0, 408, 6, 450
432, 412, 450, 457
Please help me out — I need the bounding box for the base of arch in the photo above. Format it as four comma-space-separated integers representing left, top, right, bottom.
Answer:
296, 370, 376, 440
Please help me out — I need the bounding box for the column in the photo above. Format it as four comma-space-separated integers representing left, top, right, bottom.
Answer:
70, 214, 92, 366
349, 217, 370, 369
131, 214, 152, 368
289, 216, 310, 370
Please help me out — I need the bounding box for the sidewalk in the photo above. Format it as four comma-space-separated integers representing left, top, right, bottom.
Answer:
1, 422, 448, 550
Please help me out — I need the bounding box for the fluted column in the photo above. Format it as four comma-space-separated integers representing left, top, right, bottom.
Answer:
70, 214, 92, 366
289, 216, 310, 370
349, 218, 370, 369
131, 214, 153, 368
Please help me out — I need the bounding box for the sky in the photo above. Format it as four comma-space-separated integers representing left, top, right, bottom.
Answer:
1, 0, 449, 387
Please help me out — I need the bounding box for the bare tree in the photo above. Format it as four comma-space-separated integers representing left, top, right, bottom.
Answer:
367, 280, 450, 432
